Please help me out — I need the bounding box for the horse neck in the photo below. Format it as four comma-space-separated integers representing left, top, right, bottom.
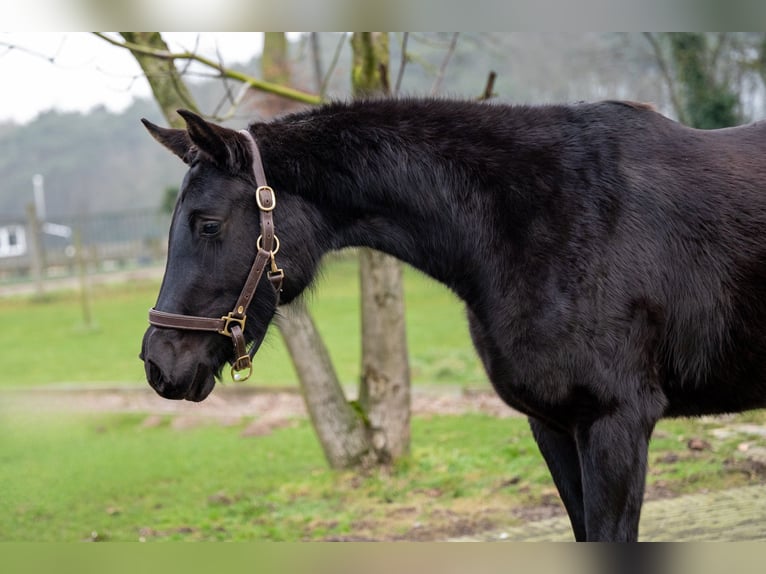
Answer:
251, 100, 565, 302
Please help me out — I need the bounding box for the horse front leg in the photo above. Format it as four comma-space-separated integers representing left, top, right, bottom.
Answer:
575, 407, 658, 541
529, 417, 587, 541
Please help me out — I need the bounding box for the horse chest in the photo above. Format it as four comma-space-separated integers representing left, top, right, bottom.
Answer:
465, 305, 584, 422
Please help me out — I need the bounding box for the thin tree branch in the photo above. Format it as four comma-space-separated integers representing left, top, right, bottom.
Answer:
0, 40, 59, 64
478, 70, 497, 101
394, 32, 410, 96
319, 32, 348, 98
430, 32, 459, 95
310, 33, 324, 95
211, 40, 239, 118
213, 82, 254, 122
709, 32, 728, 71
175, 33, 199, 78
642, 32, 689, 124
93, 32, 323, 106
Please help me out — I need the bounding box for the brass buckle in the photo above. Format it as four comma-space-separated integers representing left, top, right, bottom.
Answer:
219, 312, 246, 337
256, 186, 276, 212
230, 358, 253, 382
269, 252, 284, 283
269, 267, 285, 281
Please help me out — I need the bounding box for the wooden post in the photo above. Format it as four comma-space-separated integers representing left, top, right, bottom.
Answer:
25, 202, 45, 299
74, 226, 94, 329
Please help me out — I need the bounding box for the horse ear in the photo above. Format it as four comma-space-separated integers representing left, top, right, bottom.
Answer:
141, 118, 192, 163
177, 109, 248, 172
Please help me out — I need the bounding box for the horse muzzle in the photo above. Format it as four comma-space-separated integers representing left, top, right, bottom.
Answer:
140, 327, 217, 402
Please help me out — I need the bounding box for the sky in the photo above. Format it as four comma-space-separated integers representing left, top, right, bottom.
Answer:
0, 33, 269, 125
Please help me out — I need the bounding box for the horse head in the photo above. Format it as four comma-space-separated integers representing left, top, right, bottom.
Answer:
139, 110, 305, 401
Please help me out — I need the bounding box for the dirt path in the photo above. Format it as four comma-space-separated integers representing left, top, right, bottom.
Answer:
2, 385, 518, 435
452, 484, 766, 541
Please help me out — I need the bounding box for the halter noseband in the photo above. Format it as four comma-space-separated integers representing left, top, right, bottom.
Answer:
147, 129, 284, 382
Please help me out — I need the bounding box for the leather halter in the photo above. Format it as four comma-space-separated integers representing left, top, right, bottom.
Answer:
148, 129, 284, 382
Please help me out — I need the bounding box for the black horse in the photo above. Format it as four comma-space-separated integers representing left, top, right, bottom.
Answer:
140, 98, 766, 541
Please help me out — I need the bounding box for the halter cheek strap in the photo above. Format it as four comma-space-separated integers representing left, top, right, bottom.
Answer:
147, 129, 284, 382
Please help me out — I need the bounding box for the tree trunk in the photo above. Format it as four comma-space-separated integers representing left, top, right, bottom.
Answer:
119, 33, 199, 127
359, 249, 411, 459
260, 32, 376, 469
352, 32, 412, 460
276, 300, 375, 468
262, 33, 290, 86
351, 32, 390, 96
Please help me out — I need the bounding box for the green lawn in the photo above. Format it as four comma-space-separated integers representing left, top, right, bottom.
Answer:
0, 411, 545, 541
0, 254, 486, 389
2, 409, 766, 542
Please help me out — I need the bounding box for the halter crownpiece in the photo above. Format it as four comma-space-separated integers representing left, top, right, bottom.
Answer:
148, 129, 284, 382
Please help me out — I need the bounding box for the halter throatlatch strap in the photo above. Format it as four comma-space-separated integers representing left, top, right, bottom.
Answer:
147, 128, 284, 382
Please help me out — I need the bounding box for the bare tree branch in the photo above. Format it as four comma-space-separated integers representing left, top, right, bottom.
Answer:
319, 33, 348, 98
0, 40, 59, 64
394, 32, 410, 96
642, 32, 689, 124
479, 70, 497, 101
210, 40, 240, 119
431, 32, 459, 95
709, 32, 728, 72
310, 33, 324, 94
93, 32, 323, 106
206, 81, 253, 123
175, 33, 200, 79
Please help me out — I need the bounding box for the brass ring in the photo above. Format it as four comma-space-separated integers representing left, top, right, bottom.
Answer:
231, 362, 253, 382
256, 234, 280, 255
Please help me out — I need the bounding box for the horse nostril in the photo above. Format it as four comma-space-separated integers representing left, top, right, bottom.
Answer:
146, 359, 165, 387
145, 359, 188, 400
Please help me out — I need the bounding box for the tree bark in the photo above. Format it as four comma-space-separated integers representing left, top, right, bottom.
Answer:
351, 32, 390, 96
261, 32, 376, 469
352, 32, 412, 460
119, 33, 199, 127
359, 249, 411, 459
276, 300, 375, 468
262, 33, 290, 86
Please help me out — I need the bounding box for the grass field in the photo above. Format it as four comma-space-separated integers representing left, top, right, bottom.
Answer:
2, 408, 766, 542
0, 254, 486, 389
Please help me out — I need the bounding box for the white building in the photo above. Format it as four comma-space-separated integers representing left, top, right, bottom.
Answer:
0, 224, 27, 258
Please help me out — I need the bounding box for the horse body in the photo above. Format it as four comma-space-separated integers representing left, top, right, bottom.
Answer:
140, 99, 766, 541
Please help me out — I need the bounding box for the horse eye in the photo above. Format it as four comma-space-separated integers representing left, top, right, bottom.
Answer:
200, 221, 221, 237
